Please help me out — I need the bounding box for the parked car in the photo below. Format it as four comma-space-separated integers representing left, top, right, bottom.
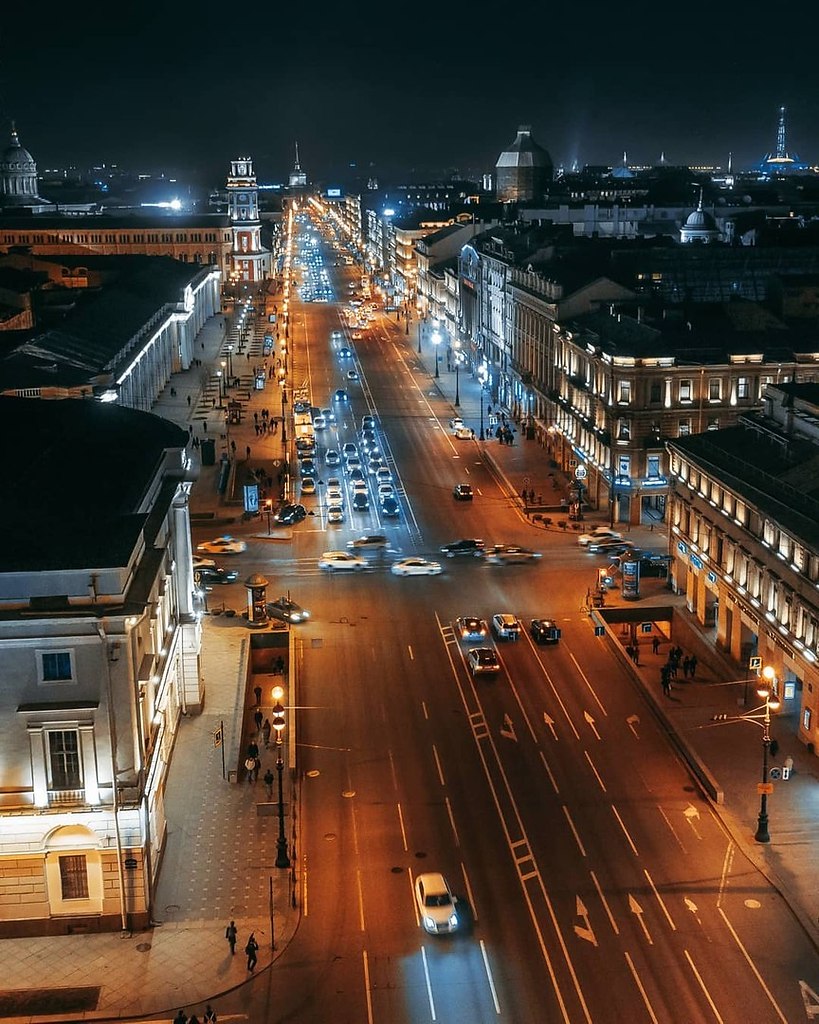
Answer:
273, 503, 307, 525
414, 873, 458, 934
449, 417, 464, 431
196, 535, 247, 555
453, 483, 473, 501
467, 647, 501, 676
492, 613, 522, 641
530, 618, 560, 645
267, 596, 310, 623
441, 538, 485, 557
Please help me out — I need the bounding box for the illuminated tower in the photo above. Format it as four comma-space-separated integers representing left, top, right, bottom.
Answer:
757, 106, 807, 175
226, 155, 269, 284
288, 142, 307, 189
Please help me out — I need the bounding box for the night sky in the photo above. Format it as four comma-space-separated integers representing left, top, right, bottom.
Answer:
2, 2, 817, 185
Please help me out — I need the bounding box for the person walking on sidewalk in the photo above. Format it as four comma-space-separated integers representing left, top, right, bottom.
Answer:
225, 920, 238, 953
652, 635, 660, 655
254, 709, 263, 733
262, 717, 272, 747
245, 933, 259, 971
264, 767, 275, 799
689, 654, 698, 678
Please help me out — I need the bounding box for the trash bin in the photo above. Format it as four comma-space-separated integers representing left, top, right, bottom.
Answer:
228, 769, 238, 784
201, 438, 216, 466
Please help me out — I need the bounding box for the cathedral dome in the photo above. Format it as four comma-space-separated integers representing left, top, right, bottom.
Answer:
0, 123, 41, 206
495, 125, 553, 202
680, 190, 719, 244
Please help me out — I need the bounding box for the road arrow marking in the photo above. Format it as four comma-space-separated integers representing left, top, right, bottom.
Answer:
684, 804, 702, 839
626, 714, 640, 738
584, 711, 601, 740
684, 897, 703, 926
629, 894, 654, 945
500, 714, 517, 741
543, 713, 557, 740
574, 896, 598, 946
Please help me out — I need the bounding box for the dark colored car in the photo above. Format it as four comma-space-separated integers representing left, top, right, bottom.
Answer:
352, 491, 370, 511
273, 503, 307, 525
453, 483, 473, 501
334, 389, 349, 402
381, 496, 400, 517
193, 565, 239, 585
530, 618, 560, 645
467, 647, 501, 676
267, 596, 310, 623
441, 538, 485, 558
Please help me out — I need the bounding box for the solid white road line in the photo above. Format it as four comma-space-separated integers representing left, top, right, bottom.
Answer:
590, 870, 619, 935
644, 868, 677, 931
611, 803, 640, 856
684, 949, 724, 1022
480, 939, 502, 1014
624, 951, 659, 1024
461, 861, 477, 922
421, 945, 437, 1021
584, 749, 608, 792
362, 949, 375, 1024
356, 868, 365, 932
717, 907, 789, 1023
445, 796, 460, 847
396, 801, 408, 851
432, 743, 446, 786
562, 805, 587, 857
569, 651, 608, 716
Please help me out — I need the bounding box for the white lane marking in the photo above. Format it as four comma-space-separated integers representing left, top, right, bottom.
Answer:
570, 651, 608, 715
408, 644, 415, 661
562, 805, 587, 857
716, 840, 735, 908
624, 950, 659, 1023
504, 671, 539, 743
480, 939, 501, 1014
574, 897, 597, 946
461, 861, 478, 922
356, 869, 365, 931
657, 805, 687, 853
526, 638, 581, 739
396, 802, 408, 852
684, 949, 724, 1022
590, 870, 619, 935
409, 867, 419, 927
540, 750, 560, 795
303, 853, 308, 917
421, 945, 437, 1021
717, 907, 789, 1022
643, 868, 677, 931
584, 750, 608, 792
684, 803, 703, 839
388, 749, 398, 791
445, 796, 460, 847
629, 894, 653, 944
543, 712, 558, 740
583, 711, 601, 740
432, 743, 446, 786
612, 803, 640, 856
421, 700, 429, 720
362, 949, 374, 1024
626, 714, 640, 738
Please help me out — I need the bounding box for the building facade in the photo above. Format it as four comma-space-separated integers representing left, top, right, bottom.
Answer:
0, 398, 200, 935
225, 156, 270, 284
667, 383, 819, 754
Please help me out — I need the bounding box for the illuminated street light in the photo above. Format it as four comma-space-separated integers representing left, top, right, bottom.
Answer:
454, 340, 462, 407
754, 667, 781, 843
271, 692, 290, 868
432, 330, 441, 379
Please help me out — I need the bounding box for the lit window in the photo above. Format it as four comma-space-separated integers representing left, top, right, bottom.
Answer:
678, 419, 692, 437
679, 379, 692, 402
737, 377, 750, 399
709, 378, 721, 401
48, 730, 81, 790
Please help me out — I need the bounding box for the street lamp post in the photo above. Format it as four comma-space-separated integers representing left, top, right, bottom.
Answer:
216, 369, 224, 410
280, 379, 287, 444
271, 697, 291, 868
432, 330, 441, 379
265, 499, 273, 535
221, 359, 227, 398
454, 342, 462, 407
478, 365, 489, 440
754, 667, 781, 843
227, 344, 234, 381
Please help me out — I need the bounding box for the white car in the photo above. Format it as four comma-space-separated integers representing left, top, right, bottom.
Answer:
375, 467, 392, 485
492, 613, 522, 641
449, 417, 464, 431
578, 527, 623, 547
312, 415, 326, 431
300, 476, 317, 495
327, 504, 345, 523
325, 449, 341, 467
377, 483, 395, 499
318, 551, 367, 571
196, 535, 247, 555
391, 558, 442, 577
415, 873, 458, 934
453, 426, 473, 440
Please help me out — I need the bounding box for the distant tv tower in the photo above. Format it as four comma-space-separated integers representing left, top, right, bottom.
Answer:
757, 106, 807, 174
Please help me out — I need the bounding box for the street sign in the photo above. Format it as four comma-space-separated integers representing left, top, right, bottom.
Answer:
749, 656, 762, 670
757, 782, 774, 795
640, 622, 653, 634
769, 767, 782, 780
594, 626, 605, 637
213, 726, 223, 749
574, 465, 588, 480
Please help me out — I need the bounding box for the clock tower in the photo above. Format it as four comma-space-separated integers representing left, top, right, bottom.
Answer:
226, 155, 270, 285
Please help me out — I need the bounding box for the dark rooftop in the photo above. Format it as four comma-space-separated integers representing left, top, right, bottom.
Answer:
0, 396, 188, 573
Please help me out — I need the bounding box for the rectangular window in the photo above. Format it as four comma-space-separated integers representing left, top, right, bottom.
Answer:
617, 454, 631, 478
649, 382, 662, 404
679, 379, 693, 402
709, 378, 721, 401
737, 377, 750, 399
617, 418, 631, 440
48, 730, 81, 789
59, 855, 89, 900
707, 416, 720, 431
41, 651, 73, 682
678, 418, 692, 437
618, 380, 631, 404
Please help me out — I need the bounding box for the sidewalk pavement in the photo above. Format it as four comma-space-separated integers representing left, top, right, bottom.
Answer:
3, 299, 817, 1024
404, 314, 819, 950
1, 292, 300, 1024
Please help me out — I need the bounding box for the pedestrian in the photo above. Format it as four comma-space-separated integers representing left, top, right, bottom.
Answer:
174, 1011, 188, 1024
230, 439, 237, 455
625, 644, 633, 661
662, 675, 671, 697
633, 642, 640, 666
264, 767, 274, 799
682, 656, 691, 678
652, 636, 660, 655
254, 709, 263, 732
254, 411, 258, 423
247, 739, 259, 759
668, 657, 677, 679
470, 428, 475, 439
225, 920, 238, 953
187, 394, 192, 407
521, 488, 528, 503
202, 421, 208, 433
689, 654, 697, 678
245, 755, 256, 783
246, 445, 251, 459
254, 684, 262, 706
246, 933, 259, 971
211, 397, 216, 408
203, 1005, 217, 1023
262, 718, 271, 747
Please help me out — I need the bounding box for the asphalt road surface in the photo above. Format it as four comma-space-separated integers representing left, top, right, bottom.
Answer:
197, 215, 819, 1023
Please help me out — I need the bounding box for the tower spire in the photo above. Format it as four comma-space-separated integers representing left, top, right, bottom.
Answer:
294, 141, 301, 171
776, 106, 787, 160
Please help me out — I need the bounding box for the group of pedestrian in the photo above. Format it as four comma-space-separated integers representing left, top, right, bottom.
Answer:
224, 920, 259, 971
174, 1004, 217, 1024
659, 644, 696, 696
625, 641, 641, 665
253, 408, 278, 436
520, 488, 538, 506
496, 425, 515, 445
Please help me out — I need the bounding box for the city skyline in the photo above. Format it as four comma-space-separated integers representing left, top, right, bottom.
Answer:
2, 4, 818, 183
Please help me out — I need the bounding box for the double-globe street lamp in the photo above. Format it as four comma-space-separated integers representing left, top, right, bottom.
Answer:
454, 340, 463, 408
478, 363, 489, 440
271, 692, 291, 868
754, 666, 781, 843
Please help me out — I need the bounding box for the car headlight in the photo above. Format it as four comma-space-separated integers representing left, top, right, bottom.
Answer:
449, 913, 458, 927
424, 916, 436, 931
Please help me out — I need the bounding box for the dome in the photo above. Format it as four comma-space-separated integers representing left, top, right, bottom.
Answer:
684, 207, 716, 230
680, 190, 719, 244
0, 122, 42, 206
495, 125, 553, 203
1, 125, 36, 173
